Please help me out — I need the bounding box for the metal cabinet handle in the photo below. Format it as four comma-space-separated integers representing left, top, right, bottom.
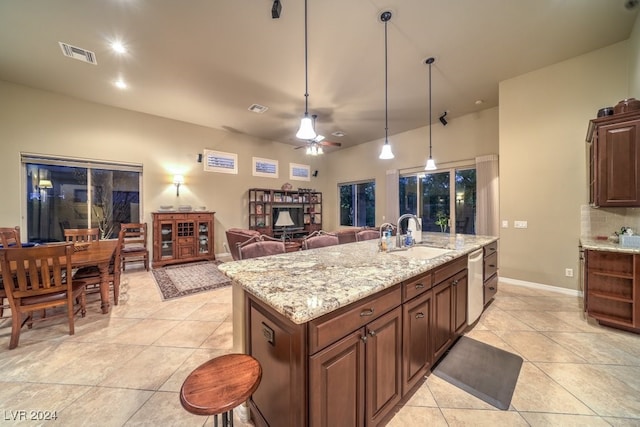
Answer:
368, 330, 376, 336
415, 283, 425, 289
360, 308, 375, 317
489, 264, 496, 268
489, 287, 496, 291
361, 335, 368, 343
451, 279, 459, 286
415, 312, 425, 319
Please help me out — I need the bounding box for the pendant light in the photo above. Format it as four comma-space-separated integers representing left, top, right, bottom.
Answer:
295, 0, 317, 140
378, 11, 394, 160
424, 57, 437, 170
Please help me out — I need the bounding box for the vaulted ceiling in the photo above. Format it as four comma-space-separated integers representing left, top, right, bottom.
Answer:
0, 0, 637, 151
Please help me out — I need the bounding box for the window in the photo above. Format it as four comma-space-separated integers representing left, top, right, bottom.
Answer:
399, 167, 476, 234
22, 154, 142, 243
339, 181, 375, 227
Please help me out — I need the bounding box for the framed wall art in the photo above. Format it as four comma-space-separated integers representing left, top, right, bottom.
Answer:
203, 149, 238, 174
252, 157, 278, 178
289, 163, 310, 181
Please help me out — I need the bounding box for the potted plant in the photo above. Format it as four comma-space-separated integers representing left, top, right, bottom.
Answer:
435, 212, 449, 233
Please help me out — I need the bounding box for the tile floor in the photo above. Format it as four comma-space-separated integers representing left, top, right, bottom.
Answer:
1, 268, 639, 426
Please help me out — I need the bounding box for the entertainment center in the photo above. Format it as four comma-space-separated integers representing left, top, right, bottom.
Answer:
248, 188, 322, 238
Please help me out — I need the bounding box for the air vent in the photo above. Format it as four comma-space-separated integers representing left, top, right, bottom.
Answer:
248, 104, 269, 114
58, 42, 97, 65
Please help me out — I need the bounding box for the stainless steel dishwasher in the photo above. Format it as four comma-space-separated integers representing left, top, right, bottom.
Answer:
467, 248, 484, 325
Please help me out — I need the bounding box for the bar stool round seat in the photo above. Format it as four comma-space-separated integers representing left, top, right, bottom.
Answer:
180, 353, 262, 426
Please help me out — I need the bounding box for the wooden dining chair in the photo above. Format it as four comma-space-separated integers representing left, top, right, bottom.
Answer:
0, 226, 21, 317
63, 228, 100, 243
120, 223, 149, 271
0, 243, 87, 349
238, 235, 285, 260
73, 230, 125, 306
302, 231, 339, 250
0, 226, 22, 248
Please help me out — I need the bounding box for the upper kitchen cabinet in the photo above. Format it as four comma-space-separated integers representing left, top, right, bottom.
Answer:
587, 110, 640, 207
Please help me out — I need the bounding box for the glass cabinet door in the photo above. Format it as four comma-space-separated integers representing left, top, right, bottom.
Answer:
159, 221, 174, 259
197, 220, 210, 254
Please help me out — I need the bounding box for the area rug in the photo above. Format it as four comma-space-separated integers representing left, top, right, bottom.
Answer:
152, 261, 231, 301
432, 336, 523, 410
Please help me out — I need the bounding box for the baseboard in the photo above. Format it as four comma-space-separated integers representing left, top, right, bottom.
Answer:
500, 276, 583, 297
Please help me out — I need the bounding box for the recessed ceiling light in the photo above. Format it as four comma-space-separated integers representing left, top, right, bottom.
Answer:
111, 41, 127, 54
331, 131, 346, 137
114, 79, 127, 89
475, 100, 484, 105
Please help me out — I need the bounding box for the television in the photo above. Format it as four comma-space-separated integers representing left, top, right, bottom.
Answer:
273, 206, 304, 232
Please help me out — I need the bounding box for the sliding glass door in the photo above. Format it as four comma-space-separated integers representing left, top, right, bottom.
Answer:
23, 155, 142, 243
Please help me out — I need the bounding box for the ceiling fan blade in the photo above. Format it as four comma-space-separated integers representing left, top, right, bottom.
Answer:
320, 140, 342, 147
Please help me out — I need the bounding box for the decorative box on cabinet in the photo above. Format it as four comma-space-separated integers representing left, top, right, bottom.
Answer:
586, 110, 640, 207
585, 250, 639, 333
152, 211, 215, 268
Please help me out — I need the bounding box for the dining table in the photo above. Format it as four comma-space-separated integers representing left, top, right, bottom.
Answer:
1, 239, 118, 314
69, 239, 118, 314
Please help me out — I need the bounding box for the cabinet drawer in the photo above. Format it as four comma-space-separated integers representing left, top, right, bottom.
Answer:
484, 241, 498, 257
433, 257, 467, 285
191, 213, 213, 220
154, 213, 187, 220
586, 250, 633, 275
484, 252, 498, 281
308, 285, 401, 354
484, 273, 498, 305
177, 237, 193, 245
403, 271, 433, 302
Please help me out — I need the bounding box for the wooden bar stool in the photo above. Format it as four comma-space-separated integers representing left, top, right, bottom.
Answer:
180, 353, 262, 427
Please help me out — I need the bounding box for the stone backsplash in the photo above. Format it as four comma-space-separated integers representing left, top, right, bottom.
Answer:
581, 205, 640, 238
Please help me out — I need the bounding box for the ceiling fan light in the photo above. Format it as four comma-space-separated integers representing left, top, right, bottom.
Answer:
296, 115, 316, 140
379, 142, 394, 159
306, 146, 312, 155
317, 146, 323, 155
425, 158, 437, 170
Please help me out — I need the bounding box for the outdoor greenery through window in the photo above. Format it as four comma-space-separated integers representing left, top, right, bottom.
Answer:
22, 154, 142, 243
339, 181, 375, 227
399, 167, 476, 234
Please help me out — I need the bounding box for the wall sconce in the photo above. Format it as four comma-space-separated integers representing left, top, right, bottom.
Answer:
173, 175, 184, 196
38, 179, 53, 189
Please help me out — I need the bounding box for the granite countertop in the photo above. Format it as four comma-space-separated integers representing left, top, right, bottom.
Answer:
218, 232, 498, 325
580, 237, 640, 254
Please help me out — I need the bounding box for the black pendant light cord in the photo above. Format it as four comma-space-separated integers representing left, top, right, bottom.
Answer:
303, 0, 309, 116
384, 13, 390, 142
426, 57, 435, 158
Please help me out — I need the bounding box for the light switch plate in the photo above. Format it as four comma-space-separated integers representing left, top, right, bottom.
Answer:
501, 220, 509, 228
514, 220, 528, 229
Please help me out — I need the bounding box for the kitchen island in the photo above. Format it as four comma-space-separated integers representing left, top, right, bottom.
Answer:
219, 232, 498, 426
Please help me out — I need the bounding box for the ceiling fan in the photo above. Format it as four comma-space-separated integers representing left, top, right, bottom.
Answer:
295, 114, 342, 155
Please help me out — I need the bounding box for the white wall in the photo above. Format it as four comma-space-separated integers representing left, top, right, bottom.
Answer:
0, 80, 329, 254
499, 41, 629, 290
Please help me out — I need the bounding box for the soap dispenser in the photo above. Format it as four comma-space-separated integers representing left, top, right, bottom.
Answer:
405, 229, 413, 247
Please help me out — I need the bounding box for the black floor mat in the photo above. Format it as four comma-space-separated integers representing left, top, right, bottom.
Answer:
433, 336, 523, 410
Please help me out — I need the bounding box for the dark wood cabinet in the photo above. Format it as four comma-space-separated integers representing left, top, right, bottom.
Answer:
402, 289, 432, 395
248, 188, 322, 238
483, 241, 499, 305
432, 257, 468, 361
151, 211, 215, 268
587, 111, 640, 207
585, 250, 640, 333
310, 330, 365, 427
243, 246, 498, 427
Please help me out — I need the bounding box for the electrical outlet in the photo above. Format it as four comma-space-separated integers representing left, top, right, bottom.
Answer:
501, 220, 509, 228
565, 268, 574, 277
514, 220, 528, 229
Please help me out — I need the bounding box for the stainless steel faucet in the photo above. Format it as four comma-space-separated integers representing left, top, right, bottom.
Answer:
396, 214, 421, 248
